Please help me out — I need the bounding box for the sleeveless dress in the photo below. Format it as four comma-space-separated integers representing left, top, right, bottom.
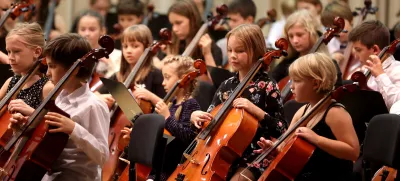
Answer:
295, 102, 354, 181
6, 75, 49, 109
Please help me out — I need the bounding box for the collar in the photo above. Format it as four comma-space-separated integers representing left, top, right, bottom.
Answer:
382, 55, 395, 70
232, 68, 269, 84
58, 83, 89, 105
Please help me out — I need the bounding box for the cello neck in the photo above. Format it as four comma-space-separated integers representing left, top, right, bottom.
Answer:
182, 23, 208, 57
123, 48, 152, 87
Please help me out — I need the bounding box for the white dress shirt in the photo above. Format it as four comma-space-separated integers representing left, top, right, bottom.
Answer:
367, 55, 400, 109
42, 84, 110, 181
390, 100, 400, 114
267, 18, 286, 49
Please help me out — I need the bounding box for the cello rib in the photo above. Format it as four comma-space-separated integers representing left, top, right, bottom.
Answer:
258, 136, 315, 181
167, 105, 258, 181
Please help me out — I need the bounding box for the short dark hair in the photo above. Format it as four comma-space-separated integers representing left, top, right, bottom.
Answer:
44, 33, 93, 79
228, 0, 256, 19
349, 20, 390, 49
117, 0, 144, 17
321, 0, 353, 27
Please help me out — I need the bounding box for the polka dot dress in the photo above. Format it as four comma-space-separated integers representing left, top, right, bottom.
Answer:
6, 75, 49, 109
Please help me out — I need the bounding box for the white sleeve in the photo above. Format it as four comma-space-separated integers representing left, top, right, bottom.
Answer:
69, 103, 110, 166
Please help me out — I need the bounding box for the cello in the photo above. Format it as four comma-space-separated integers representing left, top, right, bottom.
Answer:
340, 0, 378, 79
167, 38, 288, 181
181, 4, 228, 58
101, 28, 171, 181
0, 0, 35, 28
0, 59, 47, 147
251, 83, 357, 181
114, 60, 207, 181
350, 39, 400, 90
43, 0, 57, 41
0, 35, 113, 181
372, 166, 397, 181
279, 17, 344, 104
256, 9, 277, 29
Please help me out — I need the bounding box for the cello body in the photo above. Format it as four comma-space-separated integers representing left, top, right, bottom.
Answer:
167, 104, 258, 181
0, 101, 69, 181
372, 166, 397, 181
258, 136, 315, 181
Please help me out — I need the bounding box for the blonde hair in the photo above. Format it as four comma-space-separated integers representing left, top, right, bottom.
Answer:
284, 9, 328, 57
118, 24, 153, 85
289, 52, 337, 94
226, 24, 267, 63
163, 55, 198, 120
6, 22, 45, 50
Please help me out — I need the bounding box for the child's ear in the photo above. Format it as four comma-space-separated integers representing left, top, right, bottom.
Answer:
312, 79, 321, 91
33, 47, 42, 59
246, 16, 254, 24
138, 15, 144, 24
372, 44, 381, 55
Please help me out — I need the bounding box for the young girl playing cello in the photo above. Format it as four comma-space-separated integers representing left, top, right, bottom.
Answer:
1, 22, 53, 116
121, 55, 201, 181
255, 52, 359, 181
166, 0, 222, 67
97, 24, 165, 107
10, 33, 110, 181
191, 24, 286, 181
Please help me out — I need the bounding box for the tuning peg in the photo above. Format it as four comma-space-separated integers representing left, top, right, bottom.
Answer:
281, 50, 288, 57
342, 30, 348, 33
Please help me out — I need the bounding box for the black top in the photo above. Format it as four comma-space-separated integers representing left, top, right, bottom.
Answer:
6, 75, 49, 109
98, 67, 166, 99
295, 102, 354, 181
271, 54, 343, 88
208, 69, 287, 177
148, 98, 201, 181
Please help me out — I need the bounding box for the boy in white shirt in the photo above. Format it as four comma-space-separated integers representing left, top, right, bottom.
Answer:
348, 20, 400, 110
10, 33, 110, 181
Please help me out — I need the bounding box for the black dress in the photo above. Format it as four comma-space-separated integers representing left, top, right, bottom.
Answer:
295, 102, 354, 181
6, 75, 49, 109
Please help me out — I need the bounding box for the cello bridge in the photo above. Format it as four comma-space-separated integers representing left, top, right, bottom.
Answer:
183, 153, 199, 165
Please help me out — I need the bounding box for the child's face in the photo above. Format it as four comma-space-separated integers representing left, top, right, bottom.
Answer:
288, 23, 312, 54
228, 13, 252, 30
339, 19, 352, 44
161, 62, 180, 93
91, 0, 110, 17
78, 15, 104, 49
119, 15, 142, 30
290, 76, 317, 103
169, 12, 190, 40
6, 35, 40, 75
352, 41, 378, 65
122, 40, 145, 66
45, 56, 68, 85
227, 35, 251, 72
297, 2, 321, 17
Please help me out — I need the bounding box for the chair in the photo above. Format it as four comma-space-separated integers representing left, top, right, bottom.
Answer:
363, 114, 400, 181
128, 114, 174, 181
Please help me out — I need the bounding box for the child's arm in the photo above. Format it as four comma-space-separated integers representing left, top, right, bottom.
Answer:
156, 99, 201, 144
366, 55, 400, 108
297, 107, 360, 161
45, 103, 110, 166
